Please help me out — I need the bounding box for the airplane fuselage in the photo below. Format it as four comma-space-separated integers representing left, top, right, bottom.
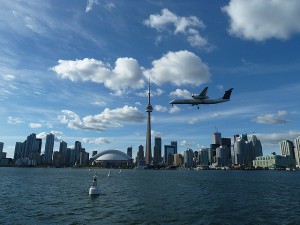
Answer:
169, 98, 228, 106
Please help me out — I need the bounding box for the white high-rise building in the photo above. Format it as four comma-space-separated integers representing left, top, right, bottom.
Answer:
294, 136, 300, 168
280, 140, 295, 158
216, 146, 229, 167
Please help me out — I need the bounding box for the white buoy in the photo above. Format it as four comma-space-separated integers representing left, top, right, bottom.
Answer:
119, 169, 122, 174
108, 170, 111, 177
89, 172, 100, 195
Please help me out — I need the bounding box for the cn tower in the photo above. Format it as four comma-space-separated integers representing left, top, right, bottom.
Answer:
145, 78, 153, 165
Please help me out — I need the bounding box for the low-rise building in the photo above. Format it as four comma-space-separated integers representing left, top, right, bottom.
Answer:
253, 154, 295, 169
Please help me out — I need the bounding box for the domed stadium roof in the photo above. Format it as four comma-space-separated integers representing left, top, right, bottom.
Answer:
92, 150, 132, 162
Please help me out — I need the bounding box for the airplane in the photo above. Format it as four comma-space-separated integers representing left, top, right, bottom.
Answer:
192, 87, 209, 99
169, 88, 233, 109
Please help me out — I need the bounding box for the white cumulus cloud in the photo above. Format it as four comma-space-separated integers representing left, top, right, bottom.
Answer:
51, 58, 145, 95
82, 137, 111, 144
144, 8, 210, 48
169, 106, 181, 114
154, 105, 168, 112
255, 130, 300, 147
59, 105, 146, 132
52, 51, 210, 92
29, 123, 42, 128
222, 0, 300, 41
169, 89, 191, 99
7, 116, 24, 124
254, 110, 289, 124
145, 50, 210, 86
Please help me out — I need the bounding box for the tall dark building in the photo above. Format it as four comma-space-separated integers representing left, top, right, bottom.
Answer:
221, 137, 232, 161
127, 147, 132, 158
164, 145, 176, 165
44, 133, 55, 165
74, 141, 82, 164
145, 80, 153, 165
171, 141, 177, 154
153, 136, 162, 165
137, 145, 145, 162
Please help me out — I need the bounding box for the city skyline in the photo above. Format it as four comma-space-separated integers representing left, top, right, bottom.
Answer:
1, 1, 300, 158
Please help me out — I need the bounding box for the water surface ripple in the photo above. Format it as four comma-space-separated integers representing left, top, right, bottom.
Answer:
1, 168, 299, 225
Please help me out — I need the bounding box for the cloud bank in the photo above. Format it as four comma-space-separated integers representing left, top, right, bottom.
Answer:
223, 0, 300, 41
59, 105, 145, 132
52, 50, 211, 94
254, 111, 289, 125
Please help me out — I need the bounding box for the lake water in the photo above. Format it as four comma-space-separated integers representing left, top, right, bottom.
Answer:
0, 168, 299, 225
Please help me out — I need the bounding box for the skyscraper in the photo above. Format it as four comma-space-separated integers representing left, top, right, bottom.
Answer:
127, 147, 132, 158
171, 141, 177, 154
153, 136, 162, 165
164, 145, 176, 165
59, 141, 68, 165
294, 136, 300, 168
44, 133, 55, 165
184, 148, 193, 168
212, 132, 222, 145
25, 133, 40, 165
280, 140, 295, 158
145, 79, 153, 165
0, 142, 4, 159
251, 135, 263, 158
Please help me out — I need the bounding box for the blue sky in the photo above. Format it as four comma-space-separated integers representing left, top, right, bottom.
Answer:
1, 0, 300, 158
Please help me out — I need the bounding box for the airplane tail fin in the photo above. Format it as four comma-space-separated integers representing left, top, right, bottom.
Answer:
222, 88, 233, 100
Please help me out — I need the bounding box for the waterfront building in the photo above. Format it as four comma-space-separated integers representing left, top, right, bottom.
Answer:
184, 148, 193, 168
44, 133, 55, 165
14, 142, 23, 160
164, 145, 176, 165
92, 150, 133, 167
210, 144, 219, 163
59, 141, 68, 165
198, 148, 209, 166
74, 141, 82, 165
69, 148, 75, 166
173, 154, 183, 166
0, 142, 3, 154
221, 137, 232, 162
294, 136, 300, 168
216, 146, 229, 167
0, 142, 5, 159
52, 151, 63, 167
212, 132, 222, 145
25, 133, 41, 166
153, 137, 162, 165
145, 80, 153, 165
253, 154, 295, 169
137, 145, 145, 166
252, 135, 263, 157
127, 147, 132, 158
280, 140, 295, 159
171, 141, 177, 154
79, 150, 89, 166
233, 134, 261, 166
